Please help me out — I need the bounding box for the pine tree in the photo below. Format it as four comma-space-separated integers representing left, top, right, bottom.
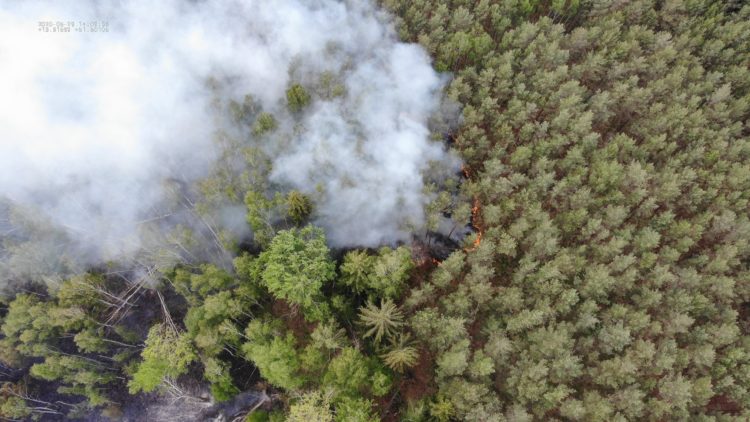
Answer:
381, 334, 419, 372
358, 299, 404, 343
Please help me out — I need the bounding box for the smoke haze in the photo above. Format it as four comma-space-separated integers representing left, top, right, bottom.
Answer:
0, 0, 458, 284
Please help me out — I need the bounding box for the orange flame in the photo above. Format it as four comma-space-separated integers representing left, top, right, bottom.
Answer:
466, 197, 484, 252
464, 172, 484, 252
469, 231, 482, 251
471, 196, 480, 217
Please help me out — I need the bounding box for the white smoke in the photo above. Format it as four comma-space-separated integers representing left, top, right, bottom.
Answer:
0, 0, 457, 276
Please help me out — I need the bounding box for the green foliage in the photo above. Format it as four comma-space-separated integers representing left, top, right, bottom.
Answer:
368, 246, 414, 299
435, 339, 469, 379
204, 357, 240, 401
310, 321, 347, 352
245, 190, 285, 247
252, 112, 277, 136
0, 388, 31, 420
74, 328, 108, 353
184, 290, 243, 355
259, 226, 335, 320
128, 324, 196, 394
55, 273, 108, 311
339, 250, 374, 294
381, 333, 419, 372
386, 0, 750, 419
429, 395, 454, 422
317, 71, 346, 99
401, 399, 429, 422
1, 399, 31, 420
286, 83, 311, 113
233, 252, 259, 278
341, 246, 414, 300
369, 367, 392, 397
287, 391, 333, 422
229, 94, 260, 124
242, 319, 303, 390
31, 354, 115, 407
323, 348, 370, 397
173, 264, 235, 304
358, 298, 404, 343
335, 397, 378, 422
245, 410, 270, 422
0, 274, 137, 413
171, 262, 262, 401
0, 294, 59, 358
300, 344, 328, 376
286, 191, 313, 224
3, 3, 749, 422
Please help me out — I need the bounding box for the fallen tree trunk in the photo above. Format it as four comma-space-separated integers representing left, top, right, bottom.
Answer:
197, 390, 271, 421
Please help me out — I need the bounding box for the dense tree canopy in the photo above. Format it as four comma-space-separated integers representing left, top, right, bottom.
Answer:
382, 0, 750, 420
258, 225, 336, 321
0, 1, 748, 421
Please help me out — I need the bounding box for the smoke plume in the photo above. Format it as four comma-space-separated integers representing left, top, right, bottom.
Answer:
0, 0, 458, 285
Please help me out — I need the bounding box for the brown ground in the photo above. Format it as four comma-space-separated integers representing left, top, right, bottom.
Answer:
400, 348, 436, 403
271, 299, 316, 343
707, 394, 742, 414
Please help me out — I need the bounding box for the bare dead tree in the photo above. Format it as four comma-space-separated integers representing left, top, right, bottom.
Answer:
156, 290, 179, 334
162, 377, 212, 406
1, 382, 65, 418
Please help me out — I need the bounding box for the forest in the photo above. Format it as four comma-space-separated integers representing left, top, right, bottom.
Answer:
1, 0, 750, 421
